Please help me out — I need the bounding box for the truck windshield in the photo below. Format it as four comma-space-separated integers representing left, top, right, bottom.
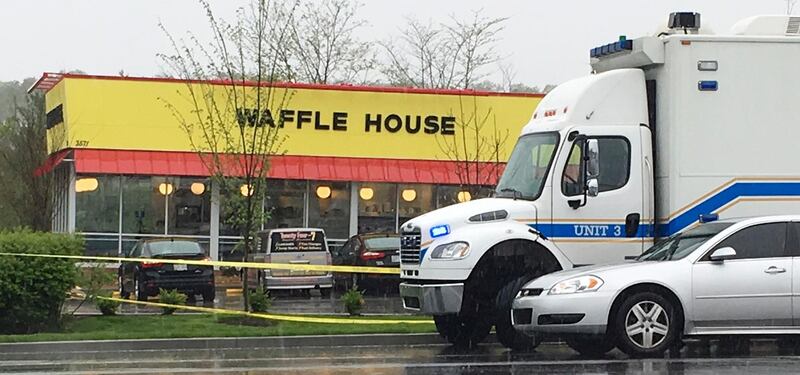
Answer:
637, 222, 733, 261
495, 132, 560, 200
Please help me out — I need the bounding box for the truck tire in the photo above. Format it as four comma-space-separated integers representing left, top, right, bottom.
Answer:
566, 336, 616, 357
495, 276, 540, 351
433, 314, 491, 348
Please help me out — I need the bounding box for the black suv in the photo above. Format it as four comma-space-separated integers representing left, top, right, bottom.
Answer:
119, 238, 215, 302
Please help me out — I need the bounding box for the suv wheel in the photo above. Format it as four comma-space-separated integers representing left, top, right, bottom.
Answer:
134, 276, 148, 301
118, 274, 130, 299
614, 291, 677, 357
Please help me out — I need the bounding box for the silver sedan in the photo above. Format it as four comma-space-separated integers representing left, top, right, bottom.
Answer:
512, 215, 800, 356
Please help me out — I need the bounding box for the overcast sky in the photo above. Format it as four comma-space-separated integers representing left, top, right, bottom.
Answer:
1, 1, 792, 85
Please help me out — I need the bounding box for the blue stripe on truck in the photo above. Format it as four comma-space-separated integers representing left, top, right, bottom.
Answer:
529, 181, 800, 239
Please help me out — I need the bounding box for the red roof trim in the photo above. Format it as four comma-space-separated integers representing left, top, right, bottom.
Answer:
34, 149, 70, 176
68, 148, 503, 185
32, 72, 545, 98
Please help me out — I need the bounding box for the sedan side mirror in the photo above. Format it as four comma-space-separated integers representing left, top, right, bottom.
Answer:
709, 246, 737, 262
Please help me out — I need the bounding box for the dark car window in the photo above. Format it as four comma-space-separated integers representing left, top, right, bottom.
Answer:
706, 222, 788, 260
146, 240, 204, 256
788, 222, 800, 256
364, 237, 400, 249
130, 243, 142, 257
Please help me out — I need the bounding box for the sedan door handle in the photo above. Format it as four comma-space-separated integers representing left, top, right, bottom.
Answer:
764, 266, 786, 274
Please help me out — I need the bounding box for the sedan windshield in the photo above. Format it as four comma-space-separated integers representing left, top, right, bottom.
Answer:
364, 237, 400, 249
637, 222, 733, 261
495, 132, 560, 200
147, 240, 204, 256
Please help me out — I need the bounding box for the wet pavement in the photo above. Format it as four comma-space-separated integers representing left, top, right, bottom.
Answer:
66, 287, 407, 315
4, 337, 800, 374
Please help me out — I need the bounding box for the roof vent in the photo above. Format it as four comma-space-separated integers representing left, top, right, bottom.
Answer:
731, 15, 800, 36
667, 12, 701, 34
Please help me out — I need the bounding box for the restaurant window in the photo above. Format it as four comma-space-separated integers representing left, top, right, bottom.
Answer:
167, 178, 211, 235
75, 175, 120, 233
436, 185, 490, 208
265, 179, 305, 230
121, 176, 167, 234
358, 183, 397, 234
399, 184, 434, 227
309, 181, 350, 239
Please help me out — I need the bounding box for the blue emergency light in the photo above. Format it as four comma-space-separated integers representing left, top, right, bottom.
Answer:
430, 224, 450, 238
699, 213, 719, 223
589, 37, 633, 58
698, 81, 718, 91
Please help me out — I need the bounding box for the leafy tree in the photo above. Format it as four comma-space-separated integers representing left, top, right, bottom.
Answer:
0, 92, 53, 230
160, 0, 296, 310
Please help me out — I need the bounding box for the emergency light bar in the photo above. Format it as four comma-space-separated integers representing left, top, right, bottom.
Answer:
590, 37, 633, 58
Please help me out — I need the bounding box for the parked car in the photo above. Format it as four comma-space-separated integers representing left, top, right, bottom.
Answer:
246, 228, 333, 297
512, 215, 800, 357
332, 233, 400, 292
119, 238, 214, 302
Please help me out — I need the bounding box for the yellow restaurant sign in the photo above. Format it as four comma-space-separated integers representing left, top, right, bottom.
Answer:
45, 75, 542, 161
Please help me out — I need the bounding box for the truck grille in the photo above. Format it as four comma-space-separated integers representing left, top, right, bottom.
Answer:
400, 227, 422, 264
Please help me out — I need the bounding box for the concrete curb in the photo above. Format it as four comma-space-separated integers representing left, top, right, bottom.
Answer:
0, 333, 458, 353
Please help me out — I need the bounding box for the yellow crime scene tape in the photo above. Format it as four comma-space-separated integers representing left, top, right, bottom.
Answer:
0, 252, 400, 274
5, 253, 428, 324
90, 296, 432, 325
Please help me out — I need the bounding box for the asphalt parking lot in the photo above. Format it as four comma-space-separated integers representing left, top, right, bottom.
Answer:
5, 333, 800, 374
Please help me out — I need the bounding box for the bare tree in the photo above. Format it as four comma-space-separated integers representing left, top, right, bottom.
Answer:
788, 0, 798, 14
437, 97, 509, 200
160, 0, 295, 310
381, 11, 507, 89
273, 0, 375, 84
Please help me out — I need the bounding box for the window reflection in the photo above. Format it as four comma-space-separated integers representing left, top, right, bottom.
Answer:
265, 179, 305, 229
358, 183, 396, 234
399, 184, 433, 228
309, 181, 350, 239
121, 176, 166, 234
168, 178, 211, 235
75, 175, 120, 233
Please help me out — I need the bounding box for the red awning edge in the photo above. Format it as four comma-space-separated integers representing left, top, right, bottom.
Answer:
34, 149, 71, 177
46, 149, 504, 185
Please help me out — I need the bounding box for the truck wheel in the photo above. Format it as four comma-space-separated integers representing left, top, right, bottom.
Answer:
613, 291, 677, 357
566, 336, 615, 357
495, 276, 540, 351
433, 314, 491, 348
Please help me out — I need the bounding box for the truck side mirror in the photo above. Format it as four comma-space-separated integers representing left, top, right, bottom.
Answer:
586, 139, 600, 179
587, 178, 599, 197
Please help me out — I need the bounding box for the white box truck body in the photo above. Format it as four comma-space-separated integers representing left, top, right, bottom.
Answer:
399, 14, 800, 348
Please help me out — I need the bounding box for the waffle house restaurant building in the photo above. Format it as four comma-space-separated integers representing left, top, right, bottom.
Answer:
33, 73, 543, 259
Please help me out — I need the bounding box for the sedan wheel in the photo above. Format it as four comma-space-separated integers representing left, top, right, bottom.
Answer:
614, 291, 677, 357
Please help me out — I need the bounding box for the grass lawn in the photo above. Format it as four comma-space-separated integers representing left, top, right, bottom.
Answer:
0, 314, 436, 343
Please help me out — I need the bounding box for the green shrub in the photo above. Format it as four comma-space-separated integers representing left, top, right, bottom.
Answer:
248, 286, 271, 313
340, 285, 365, 316
158, 289, 187, 315
0, 230, 83, 334
95, 296, 121, 316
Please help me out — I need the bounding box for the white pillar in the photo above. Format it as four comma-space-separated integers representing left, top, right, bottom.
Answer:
349, 183, 358, 236
67, 165, 77, 233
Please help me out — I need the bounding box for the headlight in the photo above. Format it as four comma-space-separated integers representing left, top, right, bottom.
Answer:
548, 275, 603, 295
430, 242, 470, 259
